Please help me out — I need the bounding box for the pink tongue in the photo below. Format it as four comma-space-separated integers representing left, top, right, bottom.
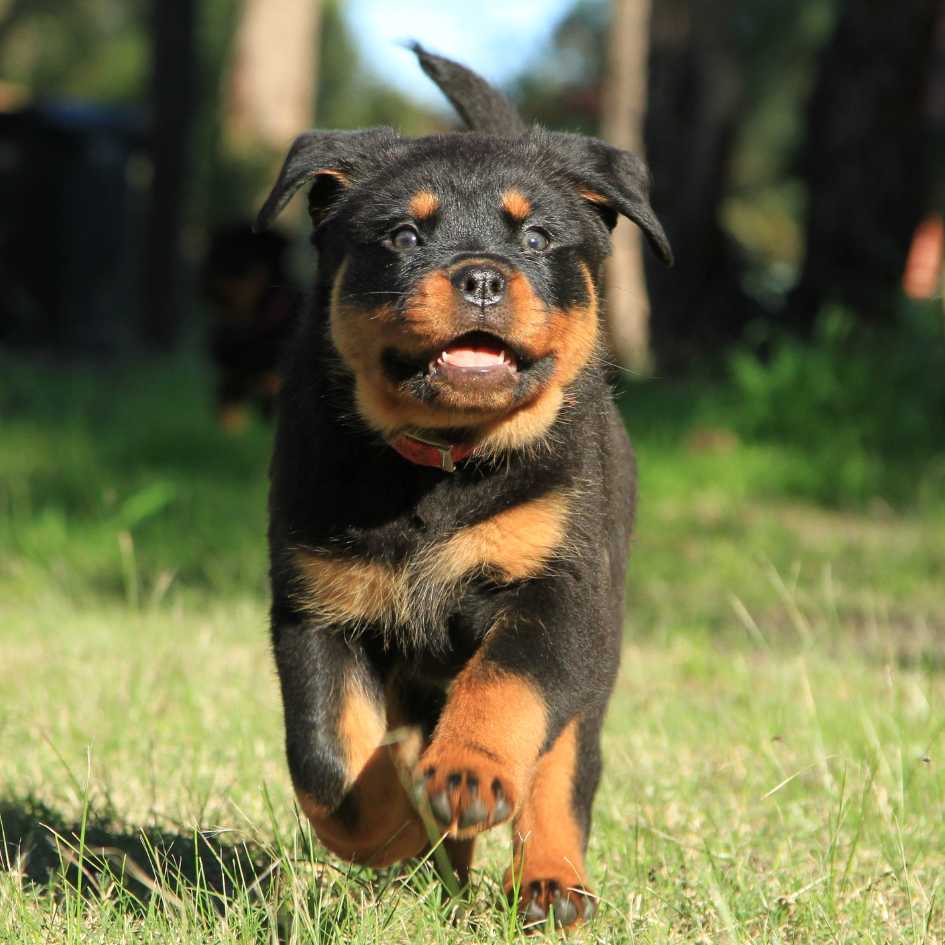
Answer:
441, 346, 504, 367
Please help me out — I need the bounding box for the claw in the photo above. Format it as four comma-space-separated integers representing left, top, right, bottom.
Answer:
458, 796, 488, 828
430, 790, 453, 824
551, 893, 577, 927
492, 780, 511, 821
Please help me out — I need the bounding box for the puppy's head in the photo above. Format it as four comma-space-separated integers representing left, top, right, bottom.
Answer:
257, 68, 671, 454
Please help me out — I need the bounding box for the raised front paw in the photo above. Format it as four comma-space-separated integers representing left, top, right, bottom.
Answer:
417, 743, 516, 837
511, 877, 596, 932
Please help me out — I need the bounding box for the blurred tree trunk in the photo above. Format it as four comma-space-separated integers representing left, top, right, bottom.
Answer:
602, 0, 653, 373
644, 1, 761, 370
143, 0, 197, 350
788, 0, 940, 331
223, 0, 321, 177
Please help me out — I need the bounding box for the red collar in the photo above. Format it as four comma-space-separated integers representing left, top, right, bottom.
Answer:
388, 431, 475, 472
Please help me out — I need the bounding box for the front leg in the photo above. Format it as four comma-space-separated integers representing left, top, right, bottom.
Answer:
273, 611, 427, 866
417, 574, 612, 840
418, 655, 547, 837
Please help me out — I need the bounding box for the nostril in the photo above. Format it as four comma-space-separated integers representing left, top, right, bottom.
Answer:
451, 264, 506, 306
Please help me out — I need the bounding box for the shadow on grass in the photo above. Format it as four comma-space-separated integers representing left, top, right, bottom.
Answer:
0, 795, 462, 939
0, 795, 278, 912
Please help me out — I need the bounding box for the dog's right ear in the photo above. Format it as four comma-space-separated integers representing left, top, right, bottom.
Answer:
254, 128, 399, 232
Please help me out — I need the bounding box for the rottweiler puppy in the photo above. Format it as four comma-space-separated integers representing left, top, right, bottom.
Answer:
255, 47, 671, 930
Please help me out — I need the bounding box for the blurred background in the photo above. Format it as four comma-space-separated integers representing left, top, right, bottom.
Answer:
2, 0, 944, 357
3, 7, 945, 935
2, 0, 945, 592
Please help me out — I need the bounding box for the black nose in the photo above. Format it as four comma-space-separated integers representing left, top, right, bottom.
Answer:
451, 265, 506, 307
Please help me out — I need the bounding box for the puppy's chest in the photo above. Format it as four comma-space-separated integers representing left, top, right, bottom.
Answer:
290, 489, 569, 644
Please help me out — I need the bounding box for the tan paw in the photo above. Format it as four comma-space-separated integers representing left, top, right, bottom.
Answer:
511, 876, 596, 931
417, 743, 516, 837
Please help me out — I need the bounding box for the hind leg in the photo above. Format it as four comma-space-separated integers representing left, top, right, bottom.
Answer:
274, 618, 428, 867
505, 710, 603, 929
298, 718, 429, 868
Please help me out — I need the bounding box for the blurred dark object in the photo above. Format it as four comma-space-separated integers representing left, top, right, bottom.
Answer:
143, 0, 197, 351
644, 1, 763, 369
514, 0, 945, 368
0, 103, 146, 356
201, 223, 301, 431
788, 0, 941, 330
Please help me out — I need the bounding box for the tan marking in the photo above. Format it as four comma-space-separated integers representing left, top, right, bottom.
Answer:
400, 268, 455, 338
578, 189, 609, 206
505, 719, 591, 919
331, 261, 505, 435
502, 188, 532, 221
474, 263, 599, 457
295, 681, 429, 867
292, 492, 569, 641
475, 386, 565, 458
328, 255, 599, 457
308, 170, 352, 225
545, 262, 600, 390
419, 654, 548, 837
433, 490, 569, 583
297, 751, 426, 867
318, 168, 350, 186
338, 676, 387, 781
434, 662, 547, 777
408, 189, 440, 219
292, 551, 401, 626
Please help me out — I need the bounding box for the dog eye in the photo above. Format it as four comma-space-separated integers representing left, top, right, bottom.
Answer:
388, 225, 420, 251
521, 227, 551, 253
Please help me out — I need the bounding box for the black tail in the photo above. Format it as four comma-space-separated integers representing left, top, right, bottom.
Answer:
410, 43, 526, 135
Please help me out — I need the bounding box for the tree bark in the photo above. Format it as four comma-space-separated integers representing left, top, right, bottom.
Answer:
602, 0, 654, 373
143, 0, 197, 350
788, 0, 941, 331
224, 0, 321, 156
643, 0, 761, 370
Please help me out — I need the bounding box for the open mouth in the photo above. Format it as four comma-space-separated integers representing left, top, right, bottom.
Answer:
380, 330, 553, 411
429, 331, 519, 376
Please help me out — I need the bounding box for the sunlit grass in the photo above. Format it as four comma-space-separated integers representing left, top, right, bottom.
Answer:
2, 353, 944, 942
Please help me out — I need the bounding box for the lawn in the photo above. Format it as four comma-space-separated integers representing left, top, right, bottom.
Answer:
2, 352, 944, 943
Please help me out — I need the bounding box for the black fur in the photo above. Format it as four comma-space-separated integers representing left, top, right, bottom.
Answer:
257, 48, 671, 926
410, 43, 527, 135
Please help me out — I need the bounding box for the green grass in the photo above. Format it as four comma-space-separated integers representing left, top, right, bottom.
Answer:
2, 352, 945, 942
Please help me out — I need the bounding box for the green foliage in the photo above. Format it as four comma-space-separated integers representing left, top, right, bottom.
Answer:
0, 0, 149, 102
2, 350, 945, 942
726, 305, 945, 505
0, 354, 271, 608
512, 0, 840, 299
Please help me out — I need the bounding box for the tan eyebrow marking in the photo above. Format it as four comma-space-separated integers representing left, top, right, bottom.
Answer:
579, 189, 609, 205
501, 189, 532, 222
408, 190, 440, 219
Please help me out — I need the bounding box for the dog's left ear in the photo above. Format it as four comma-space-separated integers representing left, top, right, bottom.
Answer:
547, 132, 673, 266
255, 128, 399, 233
